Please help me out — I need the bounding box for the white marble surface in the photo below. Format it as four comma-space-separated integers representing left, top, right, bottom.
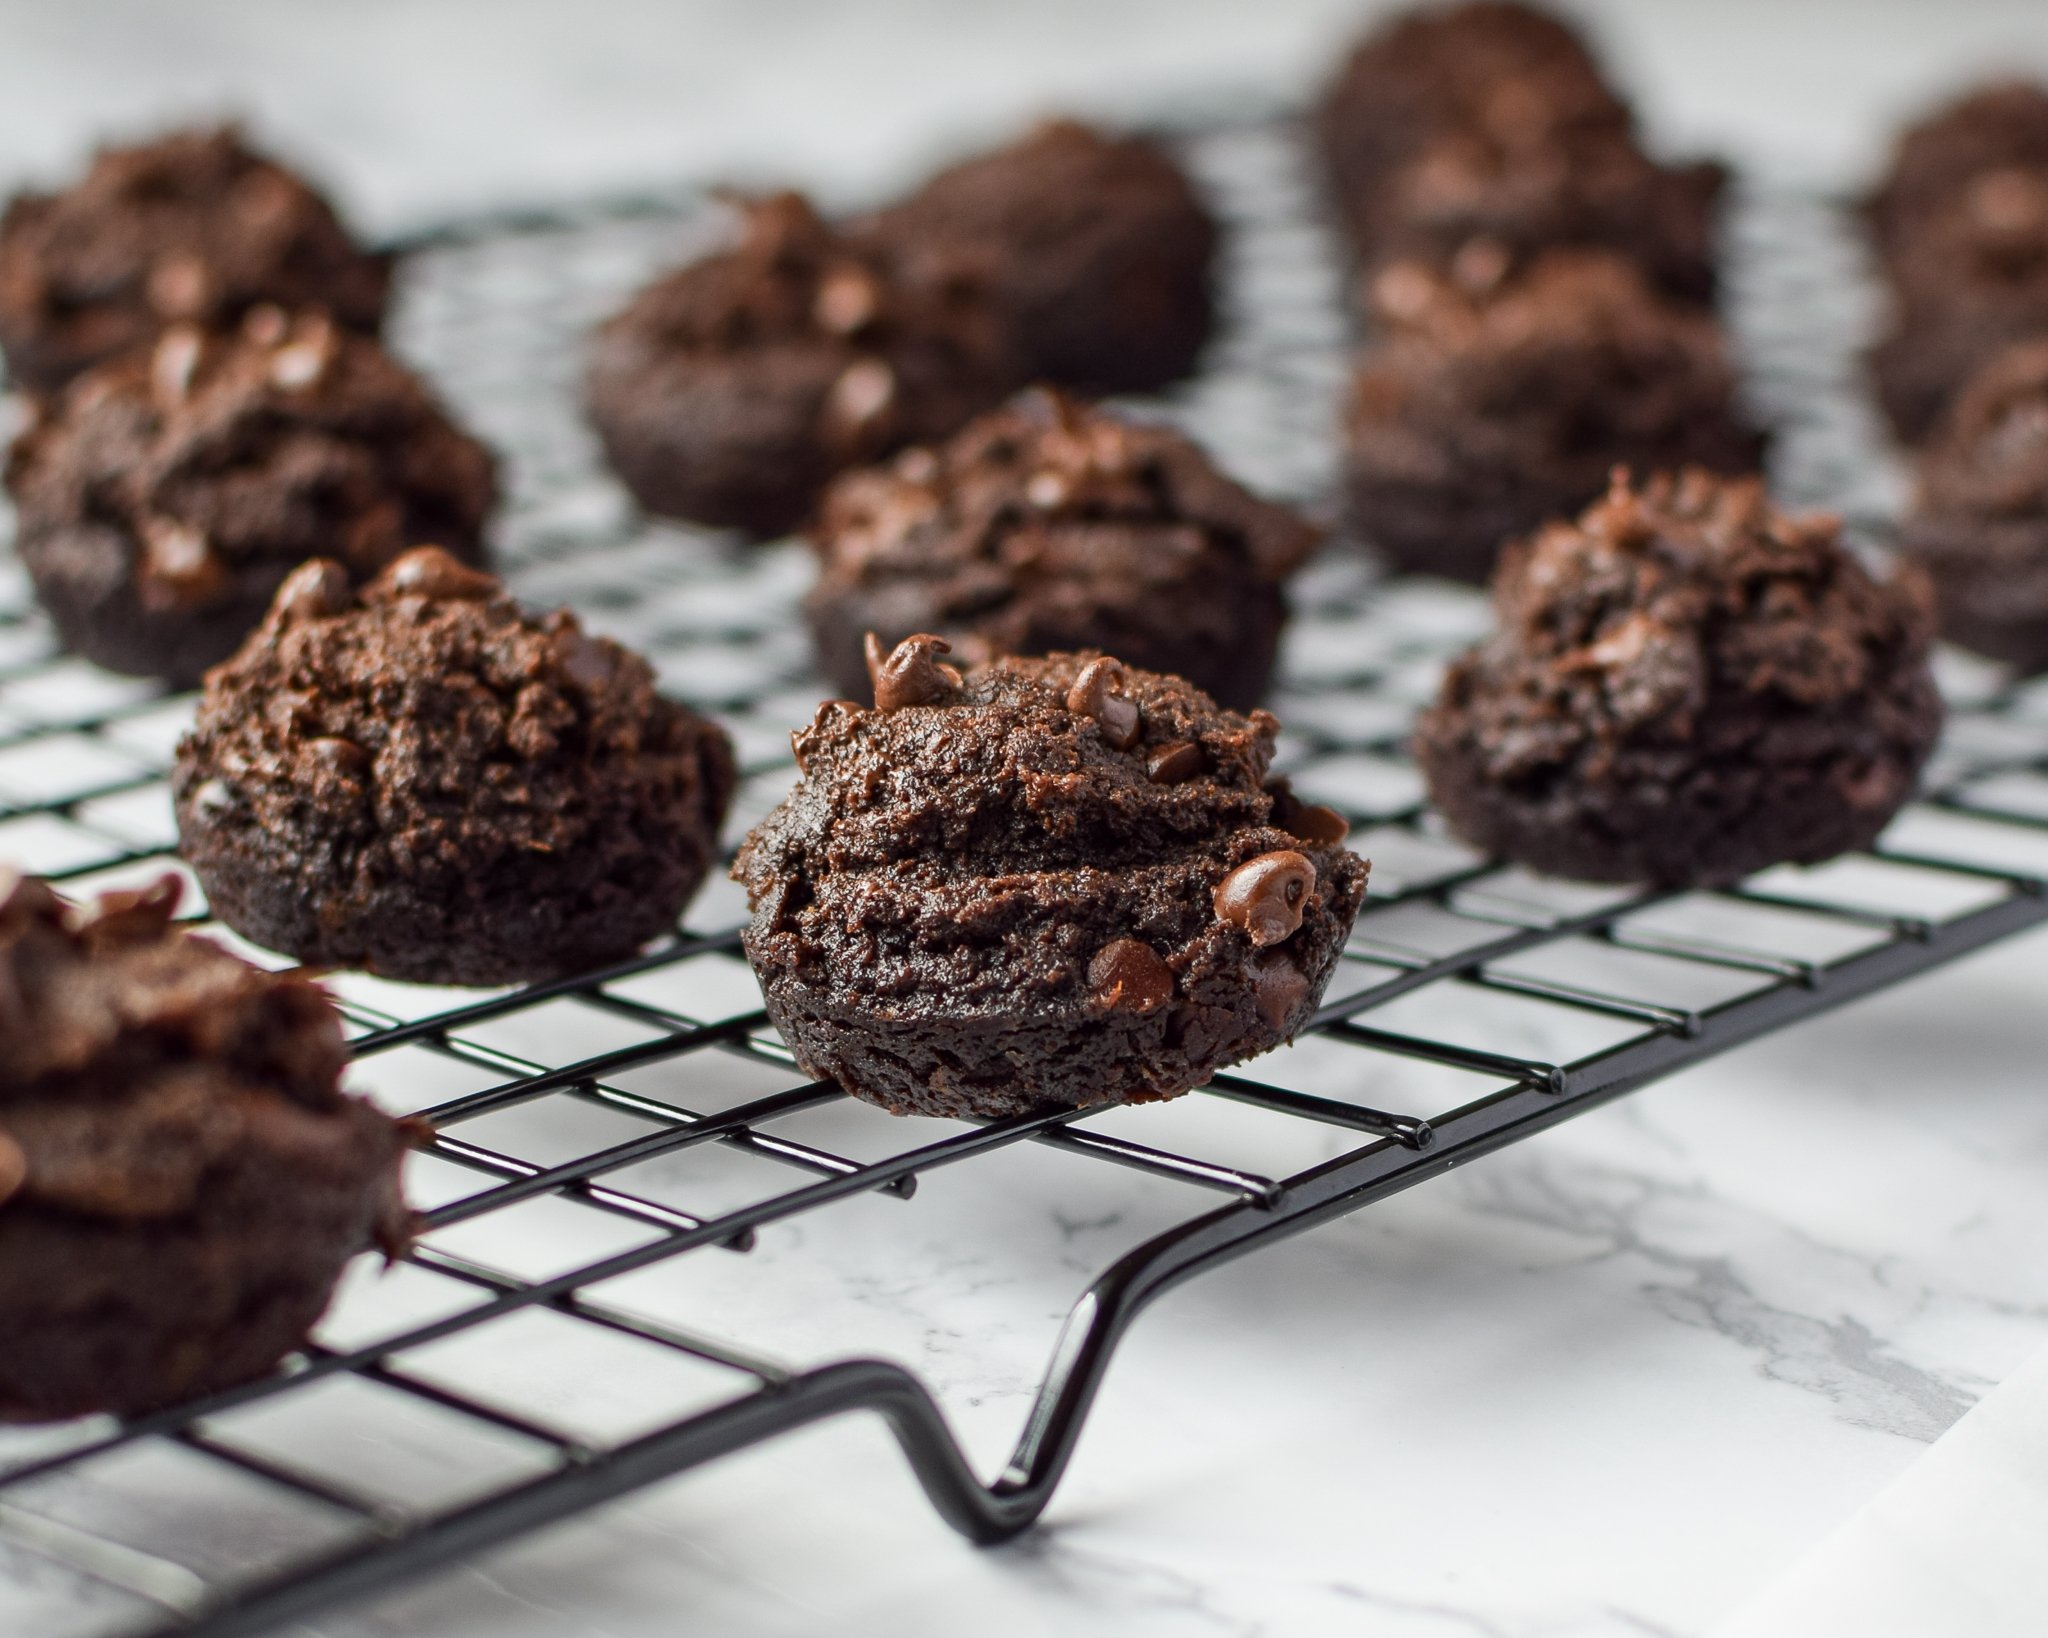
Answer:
1, 5, 2047, 1637
1720, 1337, 2048, 1638
290, 925, 2048, 1638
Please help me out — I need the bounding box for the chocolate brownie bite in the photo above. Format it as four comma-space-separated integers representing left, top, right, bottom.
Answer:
1868, 166, 2048, 445
173, 548, 735, 987
804, 390, 1317, 711
1900, 338, 2048, 671
735, 643, 1370, 1120
1344, 253, 1765, 582
6, 307, 498, 687
870, 120, 1218, 394
1315, 0, 1632, 249
1414, 469, 1942, 886
0, 870, 410, 1422
0, 125, 390, 395
1366, 122, 1725, 308
584, 192, 1020, 537
1865, 80, 2048, 269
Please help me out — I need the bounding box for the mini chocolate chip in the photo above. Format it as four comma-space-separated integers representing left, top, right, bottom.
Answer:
138, 517, 224, 607
1252, 952, 1311, 1031
1214, 849, 1316, 947
147, 254, 212, 319
1146, 741, 1207, 784
242, 304, 289, 346
306, 737, 370, 775
825, 358, 897, 447
814, 263, 881, 335
151, 326, 203, 403
1269, 785, 1350, 845
1026, 470, 1071, 509
0, 1129, 25, 1209
553, 625, 619, 693
1089, 938, 1175, 1014
273, 558, 355, 624
269, 315, 336, 390
189, 777, 236, 816
382, 546, 498, 601
1065, 657, 1141, 750
865, 632, 962, 712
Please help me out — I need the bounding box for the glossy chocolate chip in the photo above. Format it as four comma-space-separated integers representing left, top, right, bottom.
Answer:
865, 632, 962, 712
1146, 740, 1207, 784
1088, 937, 1175, 1014
273, 558, 354, 625
381, 545, 498, 601
0, 1129, 25, 1209
305, 737, 370, 776
1252, 951, 1311, 1030
1214, 849, 1316, 947
1065, 656, 1141, 749
1273, 788, 1350, 845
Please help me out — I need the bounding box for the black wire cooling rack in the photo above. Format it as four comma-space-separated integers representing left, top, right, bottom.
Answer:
4, 118, 2048, 1638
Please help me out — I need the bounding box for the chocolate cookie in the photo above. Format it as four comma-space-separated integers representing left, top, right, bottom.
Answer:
1865, 80, 2048, 270
173, 548, 735, 987
1415, 469, 1942, 886
1868, 165, 2048, 445
584, 192, 1020, 537
1363, 122, 1725, 309
1314, 0, 1631, 248
734, 642, 1370, 1120
1901, 337, 2048, 671
870, 120, 1218, 394
803, 390, 1318, 710
7, 307, 498, 687
1344, 253, 1765, 582
0, 870, 409, 1422
0, 125, 390, 395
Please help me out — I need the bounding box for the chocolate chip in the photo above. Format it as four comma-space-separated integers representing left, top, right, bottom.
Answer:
865, 632, 962, 712
188, 777, 237, 816
242, 304, 289, 346
0, 1129, 25, 1209
1146, 740, 1207, 784
1088, 938, 1174, 1014
274, 558, 355, 624
1269, 784, 1350, 845
552, 625, 619, 693
269, 315, 336, 390
381, 546, 498, 601
813, 263, 881, 335
1214, 849, 1316, 947
151, 326, 203, 404
306, 737, 370, 776
1065, 656, 1141, 749
825, 358, 897, 447
1252, 951, 1311, 1030
147, 253, 213, 319
138, 517, 225, 607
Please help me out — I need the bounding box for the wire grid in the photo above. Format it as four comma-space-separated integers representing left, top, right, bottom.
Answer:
3, 119, 2048, 1638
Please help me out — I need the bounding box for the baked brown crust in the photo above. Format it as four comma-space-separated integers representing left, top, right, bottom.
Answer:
0, 125, 389, 395
173, 548, 735, 986
1415, 470, 1941, 885
6, 307, 497, 686
0, 870, 410, 1422
735, 646, 1369, 1120
804, 390, 1317, 710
